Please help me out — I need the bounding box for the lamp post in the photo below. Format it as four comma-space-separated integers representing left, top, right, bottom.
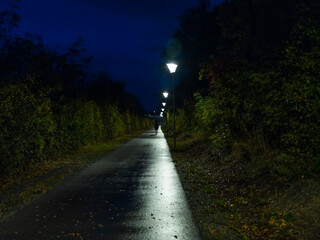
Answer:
166, 63, 178, 149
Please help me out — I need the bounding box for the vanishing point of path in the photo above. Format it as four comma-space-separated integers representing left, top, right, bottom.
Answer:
0, 128, 201, 240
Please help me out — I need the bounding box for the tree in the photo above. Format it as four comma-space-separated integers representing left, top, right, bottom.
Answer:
264, 5, 320, 172
0, 0, 20, 44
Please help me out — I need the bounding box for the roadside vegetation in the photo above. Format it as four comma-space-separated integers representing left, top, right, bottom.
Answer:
0, 0, 150, 176
163, 0, 320, 239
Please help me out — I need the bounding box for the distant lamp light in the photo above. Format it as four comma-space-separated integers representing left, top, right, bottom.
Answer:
161, 108, 165, 112
166, 63, 178, 73
162, 102, 166, 107
163, 91, 169, 98
160, 112, 163, 117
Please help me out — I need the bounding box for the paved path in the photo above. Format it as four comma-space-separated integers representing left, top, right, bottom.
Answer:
0, 128, 201, 240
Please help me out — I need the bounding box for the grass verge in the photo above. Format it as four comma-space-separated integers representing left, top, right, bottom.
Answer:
166, 134, 320, 240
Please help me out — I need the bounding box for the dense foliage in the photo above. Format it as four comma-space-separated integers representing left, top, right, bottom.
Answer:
164, 0, 320, 177
0, 1, 150, 175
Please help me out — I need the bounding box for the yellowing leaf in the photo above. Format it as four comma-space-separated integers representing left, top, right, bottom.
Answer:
269, 218, 276, 226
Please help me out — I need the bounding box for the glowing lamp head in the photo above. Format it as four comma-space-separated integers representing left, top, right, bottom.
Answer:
163, 91, 169, 98
162, 102, 166, 107
166, 63, 178, 73
161, 108, 165, 111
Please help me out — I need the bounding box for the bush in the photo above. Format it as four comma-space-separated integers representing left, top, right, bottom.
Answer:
54, 99, 104, 148
194, 92, 231, 149
0, 83, 55, 174
101, 104, 125, 139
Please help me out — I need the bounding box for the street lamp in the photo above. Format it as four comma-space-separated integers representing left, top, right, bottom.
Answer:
166, 63, 178, 74
163, 91, 169, 98
162, 102, 166, 107
166, 62, 178, 149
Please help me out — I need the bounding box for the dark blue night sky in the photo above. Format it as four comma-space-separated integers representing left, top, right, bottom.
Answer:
9, 0, 223, 111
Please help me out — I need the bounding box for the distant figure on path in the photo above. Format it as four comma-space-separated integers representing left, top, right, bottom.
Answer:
154, 120, 159, 135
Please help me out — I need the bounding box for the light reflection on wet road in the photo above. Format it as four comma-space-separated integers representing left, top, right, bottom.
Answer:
0, 128, 201, 240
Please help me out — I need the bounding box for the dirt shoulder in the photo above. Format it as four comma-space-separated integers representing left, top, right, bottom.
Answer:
0, 132, 142, 221
168, 138, 320, 240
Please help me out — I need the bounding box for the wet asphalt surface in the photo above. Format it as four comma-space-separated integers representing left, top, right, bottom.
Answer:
0, 128, 201, 240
